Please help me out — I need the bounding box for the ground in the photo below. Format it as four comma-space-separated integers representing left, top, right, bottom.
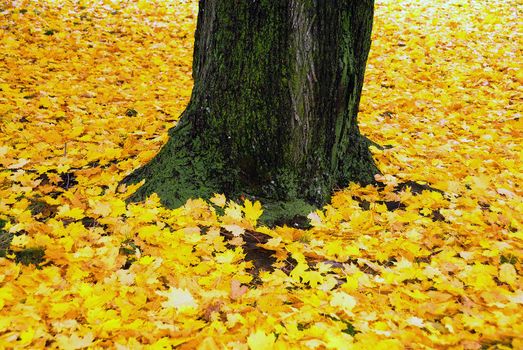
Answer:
0, 0, 521, 349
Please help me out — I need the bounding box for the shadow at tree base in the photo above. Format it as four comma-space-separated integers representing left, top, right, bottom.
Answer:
266, 179, 447, 229
222, 179, 448, 283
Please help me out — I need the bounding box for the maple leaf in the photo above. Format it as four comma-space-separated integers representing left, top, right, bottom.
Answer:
215, 250, 239, 264
19, 327, 35, 346
0, 146, 9, 158
407, 316, 425, 328
330, 291, 357, 315
210, 193, 226, 207
499, 263, 517, 287
156, 287, 198, 311
243, 199, 263, 224
222, 224, 245, 237
7, 158, 30, 169
247, 330, 276, 350
230, 279, 248, 300
55, 332, 94, 349
307, 211, 324, 227
56, 204, 85, 220
90, 200, 111, 217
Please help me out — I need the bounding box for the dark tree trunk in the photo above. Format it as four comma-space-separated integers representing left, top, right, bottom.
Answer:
124, 0, 378, 221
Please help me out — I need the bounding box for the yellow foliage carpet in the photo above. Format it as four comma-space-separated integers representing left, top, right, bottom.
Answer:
0, 0, 521, 349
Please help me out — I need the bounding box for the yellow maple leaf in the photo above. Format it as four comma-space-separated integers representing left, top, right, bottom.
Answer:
138, 255, 155, 265
90, 200, 111, 217
290, 262, 309, 282
247, 330, 275, 350
499, 263, 517, 286
243, 199, 263, 223
55, 332, 94, 350
149, 337, 173, 350
57, 204, 85, 220
264, 237, 282, 249
7, 158, 30, 169
10, 234, 29, 249
303, 270, 324, 288
210, 193, 226, 207
330, 291, 357, 314
230, 279, 248, 300
0, 146, 8, 157
215, 250, 238, 264
224, 201, 244, 221
156, 287, 198, 311
222, 224, 245, 237
406, 316, 425, 328
307, 211, 324, 227
19, 327, 34, 346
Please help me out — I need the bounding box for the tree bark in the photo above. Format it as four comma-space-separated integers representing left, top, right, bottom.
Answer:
124, 0, 378, 221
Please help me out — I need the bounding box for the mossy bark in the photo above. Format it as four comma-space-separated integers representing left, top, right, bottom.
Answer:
124, 0, 378, 219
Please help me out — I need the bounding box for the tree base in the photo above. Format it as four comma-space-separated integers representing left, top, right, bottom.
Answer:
123, 118, 224, 208
123, 120, 379, 226
257, 199, 316, 228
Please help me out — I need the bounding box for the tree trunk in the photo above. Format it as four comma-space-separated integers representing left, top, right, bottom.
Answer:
124, 0, 378, 221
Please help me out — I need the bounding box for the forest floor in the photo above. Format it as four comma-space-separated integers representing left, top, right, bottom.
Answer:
0, 0, 521, 349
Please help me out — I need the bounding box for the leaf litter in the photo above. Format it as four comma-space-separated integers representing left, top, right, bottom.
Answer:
0, 0, 521, 348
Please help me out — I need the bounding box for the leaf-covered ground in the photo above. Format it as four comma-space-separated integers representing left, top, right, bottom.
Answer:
0, 0, 521, 349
